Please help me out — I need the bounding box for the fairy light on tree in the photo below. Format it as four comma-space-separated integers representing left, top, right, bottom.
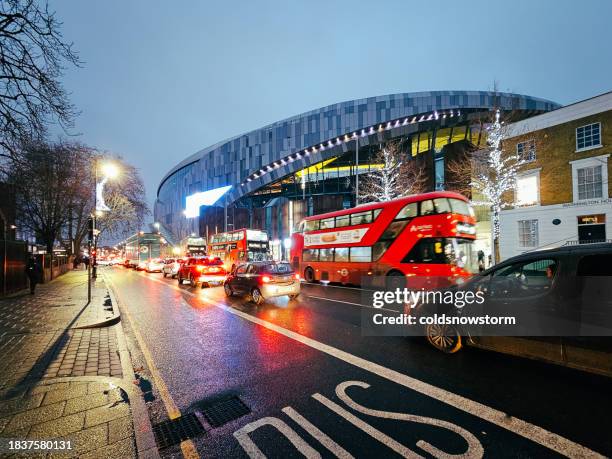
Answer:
470, 109, 526, 263
358, 141, 427, 203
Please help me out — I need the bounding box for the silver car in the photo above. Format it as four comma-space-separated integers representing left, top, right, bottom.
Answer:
162, 258, 184, 278
224, 262, 300, 304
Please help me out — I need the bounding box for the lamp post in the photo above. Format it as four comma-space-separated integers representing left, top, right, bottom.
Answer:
354, 134, 359, 206
89, 160, 119, 299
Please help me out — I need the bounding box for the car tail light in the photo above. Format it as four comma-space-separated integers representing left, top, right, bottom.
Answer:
294, 274, 300, 280
261, 275, 271, 283
196, 265, 205, 272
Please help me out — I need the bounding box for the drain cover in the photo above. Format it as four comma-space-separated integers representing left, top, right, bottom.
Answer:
200, 396, 250, 427
152, 413, 205, 449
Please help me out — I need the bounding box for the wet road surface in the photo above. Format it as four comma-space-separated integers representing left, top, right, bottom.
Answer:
103, 266, 612, 458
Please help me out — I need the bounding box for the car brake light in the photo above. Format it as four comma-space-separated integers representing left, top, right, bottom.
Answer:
196, 265, 204, 272
294, 274, 300, 280
261, 275, 271, 283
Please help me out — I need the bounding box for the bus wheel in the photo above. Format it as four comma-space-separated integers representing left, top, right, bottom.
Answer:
426, 323, 462, 353
385, 270, 405, 291
304, 267, 315, 283
251, 288, 264, 305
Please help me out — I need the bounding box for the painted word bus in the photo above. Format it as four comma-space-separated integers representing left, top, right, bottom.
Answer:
290, 191, 477, 288
208, 228, 270, 270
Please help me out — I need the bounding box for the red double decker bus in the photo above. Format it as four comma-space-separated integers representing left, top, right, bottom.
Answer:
208, 228, 270, 270
290, 191, 477, 288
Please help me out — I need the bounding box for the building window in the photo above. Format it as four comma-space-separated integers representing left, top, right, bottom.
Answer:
515, 172, 540, 206
517, 140, 536, 163
518, 220, 538, 247
576, 123, 601, 151
577, 165, 603, 200
434, 157, 445, 190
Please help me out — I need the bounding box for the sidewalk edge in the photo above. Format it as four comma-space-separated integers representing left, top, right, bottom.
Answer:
73, 311, 121, 329
104, 273, 160, 459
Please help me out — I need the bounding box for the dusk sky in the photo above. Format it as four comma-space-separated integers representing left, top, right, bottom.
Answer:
50, 0, 612, 214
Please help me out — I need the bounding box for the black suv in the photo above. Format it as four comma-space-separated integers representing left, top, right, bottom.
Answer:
417, 243, 612, 378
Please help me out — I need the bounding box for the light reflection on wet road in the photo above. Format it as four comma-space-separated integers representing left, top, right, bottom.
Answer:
105, 267, 612, 458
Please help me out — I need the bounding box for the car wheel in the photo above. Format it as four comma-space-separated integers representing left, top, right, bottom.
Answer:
385, 270, 406, 291
178, 275, 183, 285
189, 275, 196, 288
201, 282, 209, 289
288, 294, 299, 300
426, 323, 462, 353
171, 274, 176, 279
304, 267, 315, 283
251, 288, 264, 305
163, 272, 167, 278
224, 283, 233, 297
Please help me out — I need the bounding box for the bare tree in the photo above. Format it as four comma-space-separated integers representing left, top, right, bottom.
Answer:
8, 140, 83, 252
0, 0, 80, 160
358, 141, 427, 203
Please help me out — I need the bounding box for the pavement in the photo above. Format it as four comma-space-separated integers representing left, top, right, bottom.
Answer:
107, 266, 612, 458
0, 270, 158, 458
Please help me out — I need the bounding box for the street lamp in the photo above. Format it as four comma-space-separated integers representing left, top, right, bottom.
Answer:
89, 160, 120, 299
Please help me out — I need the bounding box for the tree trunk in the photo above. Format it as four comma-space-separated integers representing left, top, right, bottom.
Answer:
493, 237, 501, 266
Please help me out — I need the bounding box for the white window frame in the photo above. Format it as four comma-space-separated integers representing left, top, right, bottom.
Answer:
570, 154, 609, 203
518, 219, 538, 248
516, 139, 536, 163
515, 169, 541, 206
576, 122, 602, 152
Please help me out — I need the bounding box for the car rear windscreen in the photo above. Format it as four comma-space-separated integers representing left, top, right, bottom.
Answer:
263, 263, 294, 274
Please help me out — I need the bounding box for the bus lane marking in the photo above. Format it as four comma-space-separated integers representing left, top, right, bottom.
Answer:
281, 406, 354, 459
140, 271, 604, 458
235, 379, 482, 458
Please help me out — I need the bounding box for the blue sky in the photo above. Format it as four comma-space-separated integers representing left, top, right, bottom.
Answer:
50, 0, 612, 211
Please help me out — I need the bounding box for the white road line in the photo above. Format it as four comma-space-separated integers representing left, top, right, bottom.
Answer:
304, 294, 399, 313
303, 283, 367, 292
312, 393, 420, 458
281, 407, 354, 459
136, 272, 604, 458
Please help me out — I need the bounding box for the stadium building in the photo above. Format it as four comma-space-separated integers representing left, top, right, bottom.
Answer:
154, 90, 559, 259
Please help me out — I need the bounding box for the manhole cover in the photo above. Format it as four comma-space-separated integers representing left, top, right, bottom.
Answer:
152, 413, 205, 449
200, 396, 250, 428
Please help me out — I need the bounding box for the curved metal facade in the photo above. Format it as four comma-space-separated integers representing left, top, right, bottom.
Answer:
155, 90, 559, 238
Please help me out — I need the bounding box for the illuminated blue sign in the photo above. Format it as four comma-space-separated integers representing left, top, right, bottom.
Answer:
184, 185, 232, 218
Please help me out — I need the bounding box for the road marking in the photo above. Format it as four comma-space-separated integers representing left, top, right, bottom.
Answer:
138, 271, 604, 458
302, 282, 367, 292
314, 393, 422, 458
234, 417, 321, 458
107, 273, 201, 459
334, 380, 483, 458
281, 406, 354, 459
304, 294, 399, 313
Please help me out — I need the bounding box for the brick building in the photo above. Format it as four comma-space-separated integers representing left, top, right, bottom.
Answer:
499, 91, 612, 259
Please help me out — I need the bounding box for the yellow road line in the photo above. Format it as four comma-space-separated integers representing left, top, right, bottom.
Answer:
107, 273, 200, 459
